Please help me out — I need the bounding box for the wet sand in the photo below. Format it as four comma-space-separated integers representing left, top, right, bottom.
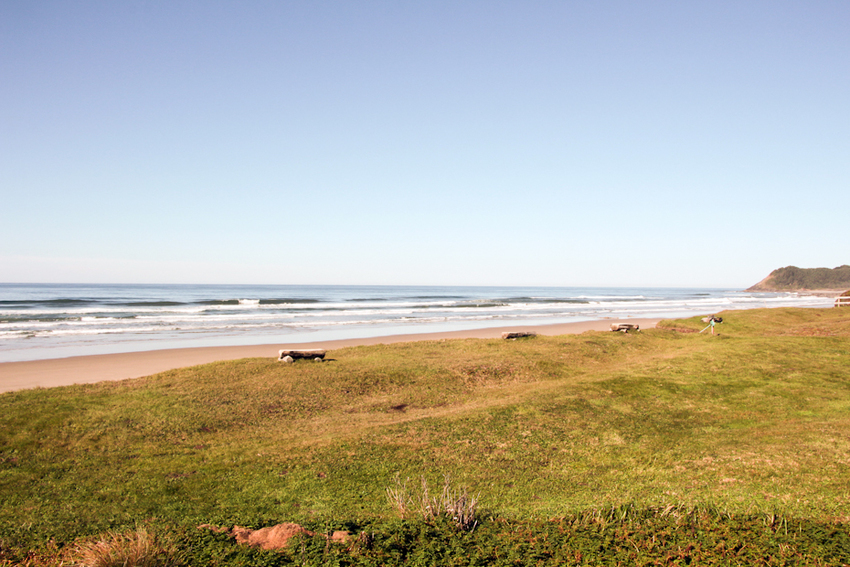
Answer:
0, 318, 661, 393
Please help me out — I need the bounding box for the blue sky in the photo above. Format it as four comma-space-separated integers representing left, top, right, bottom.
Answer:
1, 1, 847, 288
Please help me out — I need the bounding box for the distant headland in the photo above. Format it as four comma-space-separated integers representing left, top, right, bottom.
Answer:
747, 265, 850, 293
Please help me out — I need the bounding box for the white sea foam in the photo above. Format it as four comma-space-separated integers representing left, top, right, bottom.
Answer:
0, 283, 837, 362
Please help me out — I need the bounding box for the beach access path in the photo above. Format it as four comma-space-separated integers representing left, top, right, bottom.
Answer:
0, 318, 661, 394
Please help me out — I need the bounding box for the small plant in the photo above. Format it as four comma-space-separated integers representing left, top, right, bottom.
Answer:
386, 474, 480, 531
385, 474, 411, 518
69, 527, 177, 567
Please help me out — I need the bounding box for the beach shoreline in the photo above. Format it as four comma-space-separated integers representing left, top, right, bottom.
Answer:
0, 318, 661, 394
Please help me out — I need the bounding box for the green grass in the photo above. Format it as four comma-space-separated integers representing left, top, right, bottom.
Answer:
2, 307, 849, 565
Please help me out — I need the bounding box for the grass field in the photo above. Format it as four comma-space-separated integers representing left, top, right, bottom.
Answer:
1, 307, 849, 565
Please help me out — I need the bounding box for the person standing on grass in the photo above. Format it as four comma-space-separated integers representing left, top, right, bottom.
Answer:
700, 316, 721, 335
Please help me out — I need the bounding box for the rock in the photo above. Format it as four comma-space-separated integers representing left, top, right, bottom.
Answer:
200, 522, 350, 551
248, 523, 315, 550
226, 523, 315, 550
231, 526, 253, 545
280, 355, 294, 363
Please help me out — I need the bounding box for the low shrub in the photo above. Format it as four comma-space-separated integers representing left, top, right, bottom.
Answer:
172, 508, 850, 566
387, 474, 480, 531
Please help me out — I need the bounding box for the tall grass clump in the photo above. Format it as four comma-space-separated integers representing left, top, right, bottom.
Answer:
69, 527, 177, 567
387, 475, 480, 531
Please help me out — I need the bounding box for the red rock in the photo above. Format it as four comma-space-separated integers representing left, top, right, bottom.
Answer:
245, 523, 315, 550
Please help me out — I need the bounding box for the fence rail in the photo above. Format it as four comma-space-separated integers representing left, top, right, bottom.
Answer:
836, 296, 850, 307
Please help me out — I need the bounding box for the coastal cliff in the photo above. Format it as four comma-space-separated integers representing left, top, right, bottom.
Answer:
747, 265, 850, 292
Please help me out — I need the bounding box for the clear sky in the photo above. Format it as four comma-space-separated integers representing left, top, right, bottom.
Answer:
1, 1, 847, 288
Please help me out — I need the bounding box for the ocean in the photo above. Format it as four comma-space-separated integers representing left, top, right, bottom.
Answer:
0, 283, 833, 362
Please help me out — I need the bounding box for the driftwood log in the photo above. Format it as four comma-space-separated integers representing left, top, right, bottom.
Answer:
501, 331, 537, 340
610, 323, 640, 333
278, 349, 326, 361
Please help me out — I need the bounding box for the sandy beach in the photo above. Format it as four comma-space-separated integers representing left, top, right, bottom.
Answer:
0, 318, 660, 394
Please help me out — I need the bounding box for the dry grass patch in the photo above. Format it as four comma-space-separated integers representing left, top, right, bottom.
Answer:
387, 475, 480, 531
68, 527, 177, 567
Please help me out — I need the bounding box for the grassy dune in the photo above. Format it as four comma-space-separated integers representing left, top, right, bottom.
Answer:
1, 307, 849, 565
748, 265, 850, 291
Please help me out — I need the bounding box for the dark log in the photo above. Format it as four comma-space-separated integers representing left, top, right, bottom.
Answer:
610, 323, 640, 332
278, 349, 326, 360
501, 331, 537, 340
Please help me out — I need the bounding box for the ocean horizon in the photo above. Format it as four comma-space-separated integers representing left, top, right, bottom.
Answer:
0, 283, 834, 363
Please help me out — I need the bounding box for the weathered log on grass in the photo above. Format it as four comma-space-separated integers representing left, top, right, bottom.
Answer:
278, 349, 326, 361
501, 331, 537, 340
610, 323, 640, 332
